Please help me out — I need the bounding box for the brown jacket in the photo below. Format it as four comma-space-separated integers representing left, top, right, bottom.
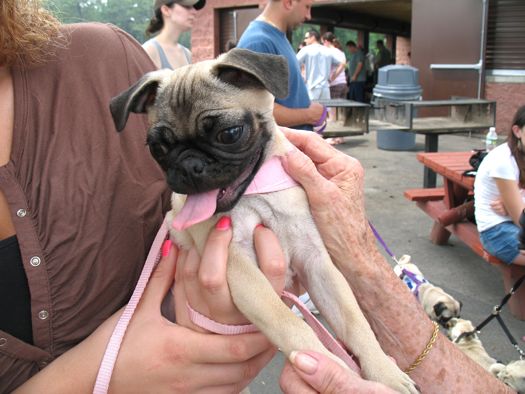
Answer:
0, 23, 170, 392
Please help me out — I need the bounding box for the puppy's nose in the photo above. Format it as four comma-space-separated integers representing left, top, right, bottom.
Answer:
185, 158, 204, 175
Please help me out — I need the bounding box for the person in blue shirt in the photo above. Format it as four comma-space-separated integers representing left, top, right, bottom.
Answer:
237, 0, 325, 131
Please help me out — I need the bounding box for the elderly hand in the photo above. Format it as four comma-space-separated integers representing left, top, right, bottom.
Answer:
280, 351, 395, 394
280, 128, 377, 275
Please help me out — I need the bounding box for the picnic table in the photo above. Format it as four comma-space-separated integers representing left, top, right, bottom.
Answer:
314, 99, 369, 138
405, 151, 525, 320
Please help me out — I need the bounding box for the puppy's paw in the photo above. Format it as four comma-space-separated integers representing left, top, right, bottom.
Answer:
362, 356, 419, 394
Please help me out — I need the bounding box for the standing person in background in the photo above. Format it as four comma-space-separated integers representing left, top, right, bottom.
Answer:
475, 105, 525, 266
321, 32, 347, 101
373, 39, 392, 83
297, 29, 344, 100
143, 0, 205, 70
237, 0, 327, 131
346, 40, 367, 103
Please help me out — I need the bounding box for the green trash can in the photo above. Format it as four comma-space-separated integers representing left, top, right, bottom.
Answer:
373, 65, 422, 151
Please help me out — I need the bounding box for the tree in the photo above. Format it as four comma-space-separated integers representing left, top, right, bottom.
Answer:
45, 0, 156, 44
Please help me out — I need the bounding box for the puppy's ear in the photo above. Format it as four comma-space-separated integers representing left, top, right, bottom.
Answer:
110, 69, 171, 132
433, 301, 447, 318
213, 48, 289, 99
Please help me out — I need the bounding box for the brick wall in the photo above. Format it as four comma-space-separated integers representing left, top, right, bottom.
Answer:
396, 36, 411, 65
192, 0, 260, 62
485, 80, 525, 134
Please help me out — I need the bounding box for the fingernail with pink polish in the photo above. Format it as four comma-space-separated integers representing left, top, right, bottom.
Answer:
215, 216, 231, 230
290, 351, 319, 375
161, 239, 172, 257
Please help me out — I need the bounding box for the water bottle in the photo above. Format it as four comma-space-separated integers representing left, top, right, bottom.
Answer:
485, 127, 498, 151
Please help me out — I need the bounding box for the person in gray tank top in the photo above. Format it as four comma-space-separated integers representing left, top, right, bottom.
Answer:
143, 0, 205, 69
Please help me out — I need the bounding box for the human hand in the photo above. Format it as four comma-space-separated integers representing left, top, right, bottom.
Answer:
174, 217, 288, 328
308, 102, 327, 125
280, 128, 375, 275
280, 351, 396, 394
490, 198, 508, 216
110, 230, 283, 393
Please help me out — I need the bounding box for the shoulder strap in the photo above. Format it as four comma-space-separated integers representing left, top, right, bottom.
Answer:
151, 40, 173, 70
181, 45, 192, 64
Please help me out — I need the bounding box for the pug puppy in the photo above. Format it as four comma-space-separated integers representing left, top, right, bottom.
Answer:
447, 318, 497, 371
418, 284, 462, 326
394, 255, 462, 326
110, 48, 417, 393
491, 360, 525, 393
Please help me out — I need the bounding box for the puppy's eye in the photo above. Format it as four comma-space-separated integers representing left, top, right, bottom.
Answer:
217, 126, 243, 144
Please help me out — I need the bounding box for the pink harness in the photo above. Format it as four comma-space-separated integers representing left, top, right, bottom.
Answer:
93, 156, 359, 393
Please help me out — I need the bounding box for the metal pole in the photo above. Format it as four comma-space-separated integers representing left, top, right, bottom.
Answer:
478, 0, 489, 99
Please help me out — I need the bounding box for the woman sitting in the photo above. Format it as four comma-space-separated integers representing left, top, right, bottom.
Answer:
475, 105, 525, 265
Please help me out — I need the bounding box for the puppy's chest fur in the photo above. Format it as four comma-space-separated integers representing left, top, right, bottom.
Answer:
169, 185, 321, 288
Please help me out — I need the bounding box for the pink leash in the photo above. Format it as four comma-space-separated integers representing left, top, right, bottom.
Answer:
186, 291, 360, 372
93, 219, 169, 394
280, 291, 360, 373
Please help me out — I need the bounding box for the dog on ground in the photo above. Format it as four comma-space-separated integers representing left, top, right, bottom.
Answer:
394, 255, 462, 326
447, 317, 498, 371
110, 48, 417, 393
490, 360, 525, 393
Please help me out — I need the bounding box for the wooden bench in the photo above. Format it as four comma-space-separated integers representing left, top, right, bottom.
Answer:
404, 187, 445, 202
405, 188, 525, 320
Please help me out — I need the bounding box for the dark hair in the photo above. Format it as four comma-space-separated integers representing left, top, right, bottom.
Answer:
307, 29, 320, 42
346, 40, 357, 48
508, 105, 525, 187
322, 31, 335, 42
225, 40, 237, 51
145, 7, 167, 36
322, 31, 342, 50
376, 39, 384, 47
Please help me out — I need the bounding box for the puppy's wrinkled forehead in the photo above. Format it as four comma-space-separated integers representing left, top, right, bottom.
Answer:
152, 60, 275, 137
109, 48, 289, 134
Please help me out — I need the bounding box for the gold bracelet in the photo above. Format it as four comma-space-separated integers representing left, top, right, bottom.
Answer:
404, 321, 440, 374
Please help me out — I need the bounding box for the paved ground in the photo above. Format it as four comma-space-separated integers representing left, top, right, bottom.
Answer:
249, 130, 525, 393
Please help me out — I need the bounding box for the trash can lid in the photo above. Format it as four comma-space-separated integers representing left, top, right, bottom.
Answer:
373, 65, 422, 100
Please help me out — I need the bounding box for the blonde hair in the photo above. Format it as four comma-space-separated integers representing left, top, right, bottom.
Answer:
0, 0, 61, 67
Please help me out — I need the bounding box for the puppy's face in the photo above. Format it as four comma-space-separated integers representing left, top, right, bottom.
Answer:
446, 318, 476, 342
418, 283, 462, 326
110, 49, 289, 212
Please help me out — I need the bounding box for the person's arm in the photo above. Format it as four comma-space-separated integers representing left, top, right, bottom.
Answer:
15, 235, 279, 393
280, 128, 512, 393
495, 177, 525, 225
351, 61, 363, 82
273, 102, 325, 128
331, 62, 346, 82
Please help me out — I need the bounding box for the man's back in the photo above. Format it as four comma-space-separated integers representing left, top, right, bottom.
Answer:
297, 43, 338, 92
